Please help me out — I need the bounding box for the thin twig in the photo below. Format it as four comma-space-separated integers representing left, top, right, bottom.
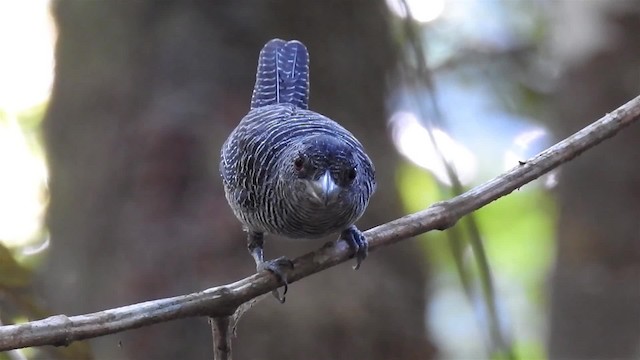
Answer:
208, 295, 266, 360
0, 94, 638, 351
210, 316, 232, 360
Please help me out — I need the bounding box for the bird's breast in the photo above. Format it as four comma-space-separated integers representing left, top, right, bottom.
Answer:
269, 196, 363, 239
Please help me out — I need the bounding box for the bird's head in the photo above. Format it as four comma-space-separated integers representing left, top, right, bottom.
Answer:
279, 134, 374, 208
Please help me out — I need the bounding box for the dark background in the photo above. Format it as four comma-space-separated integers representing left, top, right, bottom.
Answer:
38, 1, 430, 359
0, 1, 637, 359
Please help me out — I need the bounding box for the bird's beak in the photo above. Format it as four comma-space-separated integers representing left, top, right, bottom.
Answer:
310, 172, 339, 205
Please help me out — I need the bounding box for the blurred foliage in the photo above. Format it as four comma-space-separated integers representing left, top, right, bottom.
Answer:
388, 0, 564, 357
397, 161, 555, 288
0, 104, 90, 359
475, 184, 555, 284
0, 243, 32, 290
17, 104, 49, 156
0, 102, 48, 260
397, 161, 556, 359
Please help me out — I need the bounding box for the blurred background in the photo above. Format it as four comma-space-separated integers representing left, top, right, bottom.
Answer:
0, 0, 638, 359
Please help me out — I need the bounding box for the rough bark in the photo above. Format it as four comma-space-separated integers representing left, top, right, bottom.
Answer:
548, 3, 640, 359
38, 1, 433, 359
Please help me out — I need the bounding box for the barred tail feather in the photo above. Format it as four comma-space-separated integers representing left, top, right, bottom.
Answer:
251, 39, 309, 110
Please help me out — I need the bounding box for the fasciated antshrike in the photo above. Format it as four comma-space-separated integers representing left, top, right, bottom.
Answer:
220, 39, 376, 302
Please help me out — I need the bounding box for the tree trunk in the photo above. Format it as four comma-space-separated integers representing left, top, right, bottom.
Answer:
548, 3, 640, 358
39, 1, 435, 359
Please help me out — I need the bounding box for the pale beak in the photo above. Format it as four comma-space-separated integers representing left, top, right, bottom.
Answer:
310, 172, 339, 205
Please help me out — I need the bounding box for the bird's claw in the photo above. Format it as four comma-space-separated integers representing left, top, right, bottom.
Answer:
257, 256, 294, 303
341, 226, 369, 270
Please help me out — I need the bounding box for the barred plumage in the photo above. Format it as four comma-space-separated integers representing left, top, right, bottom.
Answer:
250, 39, 309, 110
220, 39, 376, 301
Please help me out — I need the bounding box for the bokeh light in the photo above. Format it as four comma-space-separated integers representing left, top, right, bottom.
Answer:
386, 0, 446, 23
390, 111, 478, 186
0, 0, 54, 247
0, 0, 55, 111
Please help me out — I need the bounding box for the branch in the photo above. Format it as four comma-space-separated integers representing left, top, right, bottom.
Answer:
210, 316, 232, 360
1, 95, 639, 351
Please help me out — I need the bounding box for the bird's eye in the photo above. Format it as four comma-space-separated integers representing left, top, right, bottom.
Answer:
294, 156, 305, 171
347, 167, 357, 181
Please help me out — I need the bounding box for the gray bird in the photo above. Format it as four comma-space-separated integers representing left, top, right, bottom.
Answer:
220, 39, 376, 302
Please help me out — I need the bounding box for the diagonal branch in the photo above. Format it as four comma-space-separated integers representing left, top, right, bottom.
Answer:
1, 95, 639, 352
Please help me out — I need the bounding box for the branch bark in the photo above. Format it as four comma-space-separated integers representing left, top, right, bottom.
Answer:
1, 95, 639, 352
210, 316, 232, 360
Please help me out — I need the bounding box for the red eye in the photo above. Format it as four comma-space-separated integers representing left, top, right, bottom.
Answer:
294, 156, 304, 171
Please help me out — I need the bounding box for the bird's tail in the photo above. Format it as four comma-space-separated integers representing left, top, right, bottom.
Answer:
251, 39, 309, 110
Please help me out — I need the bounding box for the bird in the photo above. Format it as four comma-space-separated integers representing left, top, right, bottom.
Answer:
220, 39, 376, 302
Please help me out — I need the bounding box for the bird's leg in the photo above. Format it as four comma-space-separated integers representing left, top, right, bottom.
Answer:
340, 225, 369, 270
247, 231, 293, 303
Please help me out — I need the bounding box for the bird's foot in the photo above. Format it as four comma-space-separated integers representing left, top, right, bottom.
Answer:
341, 226, 369, 270
257, 257, 294, 303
